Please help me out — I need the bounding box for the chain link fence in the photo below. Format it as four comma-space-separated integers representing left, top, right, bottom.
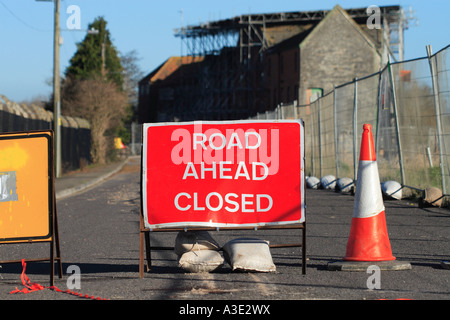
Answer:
248, 44, 450, 199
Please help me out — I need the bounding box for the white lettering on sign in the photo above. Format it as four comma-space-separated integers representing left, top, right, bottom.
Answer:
170, 127, 279, 174
182, 161, 268, 180
193, 132, 261, 150
174, 192, 273, 213
170, 126, 279, 214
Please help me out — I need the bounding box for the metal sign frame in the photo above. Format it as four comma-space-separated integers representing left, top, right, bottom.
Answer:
0, 130, 62, 286
138, 120, 306, 277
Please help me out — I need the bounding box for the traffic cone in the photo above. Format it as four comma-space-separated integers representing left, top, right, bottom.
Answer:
343, 124, 396, 261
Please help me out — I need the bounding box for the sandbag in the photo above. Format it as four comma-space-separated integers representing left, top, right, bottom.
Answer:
423, 187, 443, 207
320, 175, 336, 190
222, 238, 276, 273
178, 250, 224, 273
381, 180, 402, 200
174, 231, 220, 256
337, 177, 354, 193
306, 176, 320, 189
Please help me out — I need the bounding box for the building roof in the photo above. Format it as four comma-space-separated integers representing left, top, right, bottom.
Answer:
265, 5, 380, 55
264, 24, 315, 48
140, 56, 205, 84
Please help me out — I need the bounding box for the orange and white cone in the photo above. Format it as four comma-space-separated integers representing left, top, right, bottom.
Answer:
343, 124, 396, 261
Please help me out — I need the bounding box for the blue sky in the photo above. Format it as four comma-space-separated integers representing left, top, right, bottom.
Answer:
0, 0, 449, 102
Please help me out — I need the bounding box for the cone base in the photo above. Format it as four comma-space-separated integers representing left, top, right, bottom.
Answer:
343, 256, 396, 262
328, 260, 411, 271
343, 211, 396, 262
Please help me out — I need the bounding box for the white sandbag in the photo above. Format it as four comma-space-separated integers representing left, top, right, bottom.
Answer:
337, 177, 354, 193
222, 238, 276, 273
174, 231, 220, 256
381, 180, 402, 200
178, 250, 224, 273
306, 176, 320, 189
320, 175, 336, 190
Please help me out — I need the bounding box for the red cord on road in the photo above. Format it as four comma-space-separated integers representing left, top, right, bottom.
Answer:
9, 259, 108, 300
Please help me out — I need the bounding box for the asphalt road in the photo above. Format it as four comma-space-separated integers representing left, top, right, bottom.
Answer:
0, 156, 448, 306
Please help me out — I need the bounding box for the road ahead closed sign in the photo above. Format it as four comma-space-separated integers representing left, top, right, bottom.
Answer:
142, 120, 304, 229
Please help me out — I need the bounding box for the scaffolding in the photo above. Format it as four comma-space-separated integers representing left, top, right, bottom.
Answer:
173, 6, 406, 121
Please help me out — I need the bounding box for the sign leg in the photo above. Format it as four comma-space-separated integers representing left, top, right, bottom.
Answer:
53, 197, 63, 278
139, 214, 145, 278
302, 222, 306, 275
145, 231, 151, 272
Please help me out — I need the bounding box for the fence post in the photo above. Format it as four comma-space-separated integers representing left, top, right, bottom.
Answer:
426, 45, 447, 194
375, 71, 383, 154
310, 108, 315, 176
333, 85, 339, 179
131, 122, 137, 155
293, 100, 298, 119
317, 99, 322, 178
353, 79, 358, 180
388, 56, 406, 186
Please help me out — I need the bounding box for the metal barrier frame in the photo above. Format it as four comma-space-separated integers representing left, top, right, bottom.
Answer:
138, 122, 307, 278
0, 130, 62, 286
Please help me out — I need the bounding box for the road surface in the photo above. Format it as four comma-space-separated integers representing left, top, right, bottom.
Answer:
0, 156, 448, 306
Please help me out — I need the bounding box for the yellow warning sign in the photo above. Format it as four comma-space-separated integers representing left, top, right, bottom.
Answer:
0, 131, 53, 243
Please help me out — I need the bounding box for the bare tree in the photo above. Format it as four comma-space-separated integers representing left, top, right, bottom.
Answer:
120, 50, 144, 107
63, 76, 127, 164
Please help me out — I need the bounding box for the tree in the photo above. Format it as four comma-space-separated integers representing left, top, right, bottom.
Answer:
115, 50, 145, 144
62, 16, 128, 164
63, 75, 127, 164
65, 16, 123, 87
121, 50, 144, 107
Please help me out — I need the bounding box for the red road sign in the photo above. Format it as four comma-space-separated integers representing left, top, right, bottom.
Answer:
142, 120, 305, 229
